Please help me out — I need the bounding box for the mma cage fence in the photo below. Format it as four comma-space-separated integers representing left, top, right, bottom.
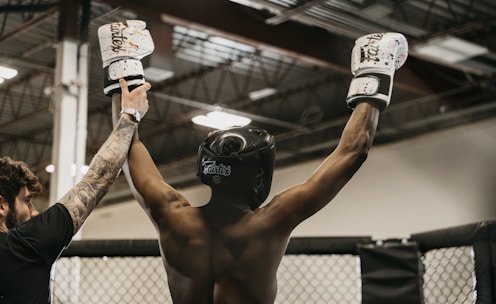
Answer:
53, 220, 495, 304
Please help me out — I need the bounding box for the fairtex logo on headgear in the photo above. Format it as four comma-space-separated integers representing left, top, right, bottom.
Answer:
202, 160, 231, 176
109, 22, 129, 53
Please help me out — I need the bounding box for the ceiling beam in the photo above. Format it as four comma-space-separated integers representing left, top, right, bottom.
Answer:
101, 0, 435, 95
102, 0, 347, 71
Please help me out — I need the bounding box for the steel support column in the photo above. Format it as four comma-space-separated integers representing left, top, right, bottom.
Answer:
49, 0, 87, 204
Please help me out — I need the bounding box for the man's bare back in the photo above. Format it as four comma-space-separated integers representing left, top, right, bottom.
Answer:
156, 200, 291, 304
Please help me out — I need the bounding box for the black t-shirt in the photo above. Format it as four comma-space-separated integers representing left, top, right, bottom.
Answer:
0, 203, 74, 304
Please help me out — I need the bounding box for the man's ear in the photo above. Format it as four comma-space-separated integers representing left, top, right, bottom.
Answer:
0, 196, 8, 216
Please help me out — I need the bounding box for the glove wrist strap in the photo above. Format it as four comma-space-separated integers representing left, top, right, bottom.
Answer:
103, 59, 145, 96
346, 73, 392, 112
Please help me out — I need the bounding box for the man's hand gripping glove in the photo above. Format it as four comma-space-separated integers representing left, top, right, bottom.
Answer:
346, 32, 408, 111
98, 20, 154, 96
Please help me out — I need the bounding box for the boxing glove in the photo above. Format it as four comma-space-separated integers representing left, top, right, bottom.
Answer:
98, 20, 155, 96
346, 32, 408, 111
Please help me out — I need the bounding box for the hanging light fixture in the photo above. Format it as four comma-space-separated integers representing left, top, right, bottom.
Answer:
192, 111, 251, 129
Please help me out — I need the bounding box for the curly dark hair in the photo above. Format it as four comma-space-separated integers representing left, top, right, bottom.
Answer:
0, 157, 43, 206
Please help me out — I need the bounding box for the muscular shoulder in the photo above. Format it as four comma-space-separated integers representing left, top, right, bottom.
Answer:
144, 180, 191, 210
256, 185, 314, 231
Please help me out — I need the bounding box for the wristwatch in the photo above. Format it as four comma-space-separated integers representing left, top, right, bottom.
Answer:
120, 108, 141, 123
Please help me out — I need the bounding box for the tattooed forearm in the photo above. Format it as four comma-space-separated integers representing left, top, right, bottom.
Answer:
59, 117, 137, 234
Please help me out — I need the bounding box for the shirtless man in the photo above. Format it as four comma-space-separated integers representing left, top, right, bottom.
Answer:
110, 30, 408, 304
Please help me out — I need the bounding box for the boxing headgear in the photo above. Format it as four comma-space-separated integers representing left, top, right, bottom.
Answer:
196, 126, 276, 209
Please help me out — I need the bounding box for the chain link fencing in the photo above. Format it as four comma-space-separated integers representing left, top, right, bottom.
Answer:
51, 221, 494, 303
422, 246, 476, 304
53, 253, 362, 304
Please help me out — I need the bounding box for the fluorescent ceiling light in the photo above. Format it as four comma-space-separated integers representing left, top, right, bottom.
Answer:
208, 36, 255, 53
227, 0, 265, 11
192, 111, 251, 129
361, 1, 393, 18
0, 66, 17, 79
0, 66, 17, 84
144, 67, 174, 82
45, 164, 89, 176
412, 36, 488, 63
45, 164, 55, 173
249, 87, 277, 101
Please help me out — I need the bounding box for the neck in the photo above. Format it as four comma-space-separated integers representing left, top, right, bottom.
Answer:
0, 223, 8, 233
209, 191, 252, 210
202, 192, 252, 226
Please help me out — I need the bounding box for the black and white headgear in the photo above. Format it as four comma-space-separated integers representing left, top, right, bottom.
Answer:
196, 126, 276, 209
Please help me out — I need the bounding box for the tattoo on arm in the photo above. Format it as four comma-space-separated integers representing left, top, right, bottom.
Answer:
59, 118, 136, 234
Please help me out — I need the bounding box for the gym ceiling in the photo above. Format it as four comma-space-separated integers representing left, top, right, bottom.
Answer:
0, 0, 495, 207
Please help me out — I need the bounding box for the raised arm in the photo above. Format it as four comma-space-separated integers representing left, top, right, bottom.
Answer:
268, 33, 409, 228
112, 93, 189, 229
60, 79, 150, 235
101, 19, 188, 229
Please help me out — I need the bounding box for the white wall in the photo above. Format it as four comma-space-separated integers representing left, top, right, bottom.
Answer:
82, 117, 496, 240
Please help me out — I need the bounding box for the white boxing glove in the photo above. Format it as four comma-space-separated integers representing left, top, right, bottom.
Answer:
98, 20, 155, 96
346, 32, 408, 111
